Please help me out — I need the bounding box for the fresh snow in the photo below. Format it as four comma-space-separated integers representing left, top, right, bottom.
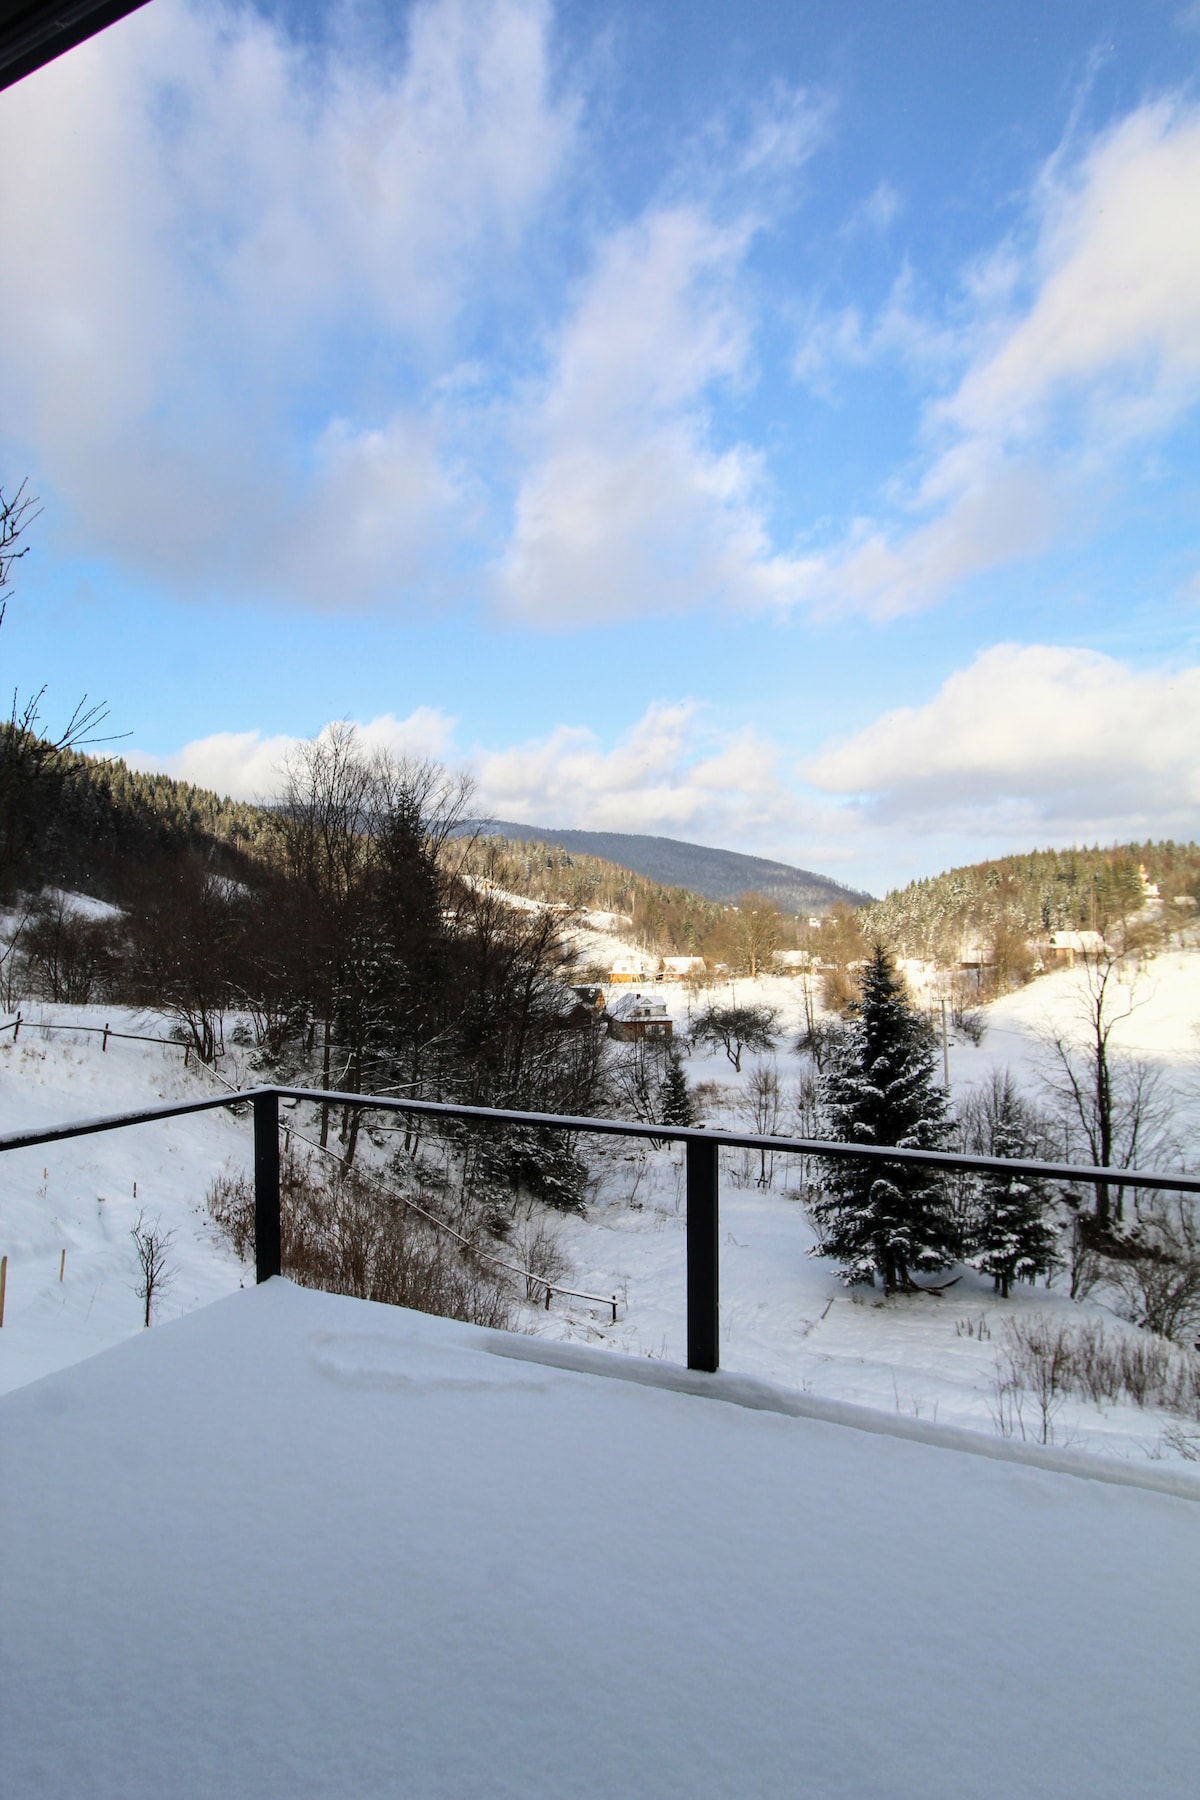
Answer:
3, 1279, 1198, 1799
1, 949, 1199, 1463
0, 1006, 251, 1394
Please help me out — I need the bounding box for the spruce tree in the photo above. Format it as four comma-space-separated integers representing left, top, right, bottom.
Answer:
658, 1047, 696, 1127
967, 1072, 1058, 1297
811, 944, 958, 1293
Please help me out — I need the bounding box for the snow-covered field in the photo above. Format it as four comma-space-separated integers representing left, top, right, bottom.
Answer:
4, 1279, 1198, 1799
2, 949, 1199, 1465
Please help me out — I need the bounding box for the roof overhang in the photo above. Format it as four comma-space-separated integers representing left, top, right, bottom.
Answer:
0, 0, 153, 93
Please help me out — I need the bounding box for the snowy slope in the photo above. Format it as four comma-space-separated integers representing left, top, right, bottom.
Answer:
2, 950, 1199, 1464
0, 1006, 250, 1394
510, 953, 1200, 1463
3, 1280, 1197, 1800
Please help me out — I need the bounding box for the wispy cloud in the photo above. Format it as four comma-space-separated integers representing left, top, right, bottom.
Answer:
789, 99, 1200, 618
497, 165, 826, 624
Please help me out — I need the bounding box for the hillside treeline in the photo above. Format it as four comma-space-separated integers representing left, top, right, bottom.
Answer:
9, 730, 612, 1209
1, 736, 269, 900
864, 843, 1200, 968
458, 832, 807, 962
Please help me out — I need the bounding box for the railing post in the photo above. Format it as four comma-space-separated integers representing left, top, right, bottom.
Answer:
686, 1137, 719, 1373
254, 1092, 281, 1284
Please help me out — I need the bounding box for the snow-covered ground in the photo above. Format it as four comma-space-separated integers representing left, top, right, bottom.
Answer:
2, 949, 1199, 1464
513, 953, 1200, 1466
4, 1279, 1198, 1800
0, 1006, 251, 1394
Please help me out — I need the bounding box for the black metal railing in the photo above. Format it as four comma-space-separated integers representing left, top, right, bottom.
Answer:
3, 1082, 1198, 1373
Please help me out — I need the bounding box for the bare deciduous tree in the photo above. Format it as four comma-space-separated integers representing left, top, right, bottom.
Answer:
733, 891, 781, 979
0, 481, 111, 893
690, 1001, 778, 1072
743, 1057, 783, 1186
1041, 942, 1172, 1226
131, 1211, 175, 1327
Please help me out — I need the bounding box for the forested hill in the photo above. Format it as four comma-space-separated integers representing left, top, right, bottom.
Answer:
864, 842, 1200, 960
468, 821, 870, 914
3, 747, 272, 898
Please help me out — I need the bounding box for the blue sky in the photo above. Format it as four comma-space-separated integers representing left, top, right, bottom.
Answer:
3, 0, 1199, 895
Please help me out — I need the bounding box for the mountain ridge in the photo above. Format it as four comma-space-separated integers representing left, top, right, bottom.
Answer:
467, 820, 871, 914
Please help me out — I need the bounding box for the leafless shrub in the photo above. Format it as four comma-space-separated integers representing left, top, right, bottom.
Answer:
1064, 1204, 1105, 1302
742, 1058, 783, 1187
988, 1369, 1027, 1441
1107, 1194, 1200, 1343
995, 1316, 1070, 1443
994, 1314, 1200, 1440
509, 1205, 570, 1303
19, 891, 117, 1003
207, 1166, 257, 1261
206, 1150, 514, 1329
1158, 1423, 1200, 1461
131, 1210, 175, 1327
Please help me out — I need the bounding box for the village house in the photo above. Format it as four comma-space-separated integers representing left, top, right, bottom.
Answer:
607, 997, 674, 1042
609, 955, 660, 983
661, 955, 706, 981
771, 949, 810, 970
1049, 929, 1108, 964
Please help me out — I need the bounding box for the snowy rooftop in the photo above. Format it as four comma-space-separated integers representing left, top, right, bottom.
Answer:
5, 1278, 1198, 1799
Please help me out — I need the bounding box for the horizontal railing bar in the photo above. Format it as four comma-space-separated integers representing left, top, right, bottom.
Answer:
0, 1088, 255, 1153
272, 1086, 1200, 1195
0, 1081, 1196, 1195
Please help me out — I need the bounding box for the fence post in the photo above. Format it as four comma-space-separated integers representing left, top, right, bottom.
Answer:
253, 1092, 281, 1284
686, 1137, 719, 1373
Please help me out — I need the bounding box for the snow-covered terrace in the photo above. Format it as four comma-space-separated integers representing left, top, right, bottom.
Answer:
5, 1277, 1198, 1799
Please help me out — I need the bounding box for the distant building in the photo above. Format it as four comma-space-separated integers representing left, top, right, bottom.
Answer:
771, 950, 810, 970
1049, 929, 1107, 964
608, 997, 673, 1042
662, 956, 707, 981
610, 955, 659, 983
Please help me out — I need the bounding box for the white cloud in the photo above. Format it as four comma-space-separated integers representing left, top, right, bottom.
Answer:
138, 652, 1200, 898
498, 102, 828, 625
942, 103, 1200, 448
139, 698, 817, 856
791, 99, 1200, 618
0, 0, 577, 605
132, 708, 458, 800
793, 267, 961, 396
804, 644, 1200, 837
472, 701, 799, 841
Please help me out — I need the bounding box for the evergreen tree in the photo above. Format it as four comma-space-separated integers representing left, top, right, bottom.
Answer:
966, 1071, 1058, 1297
658, 1047, 696, 1127
811, 944, 958, 1293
